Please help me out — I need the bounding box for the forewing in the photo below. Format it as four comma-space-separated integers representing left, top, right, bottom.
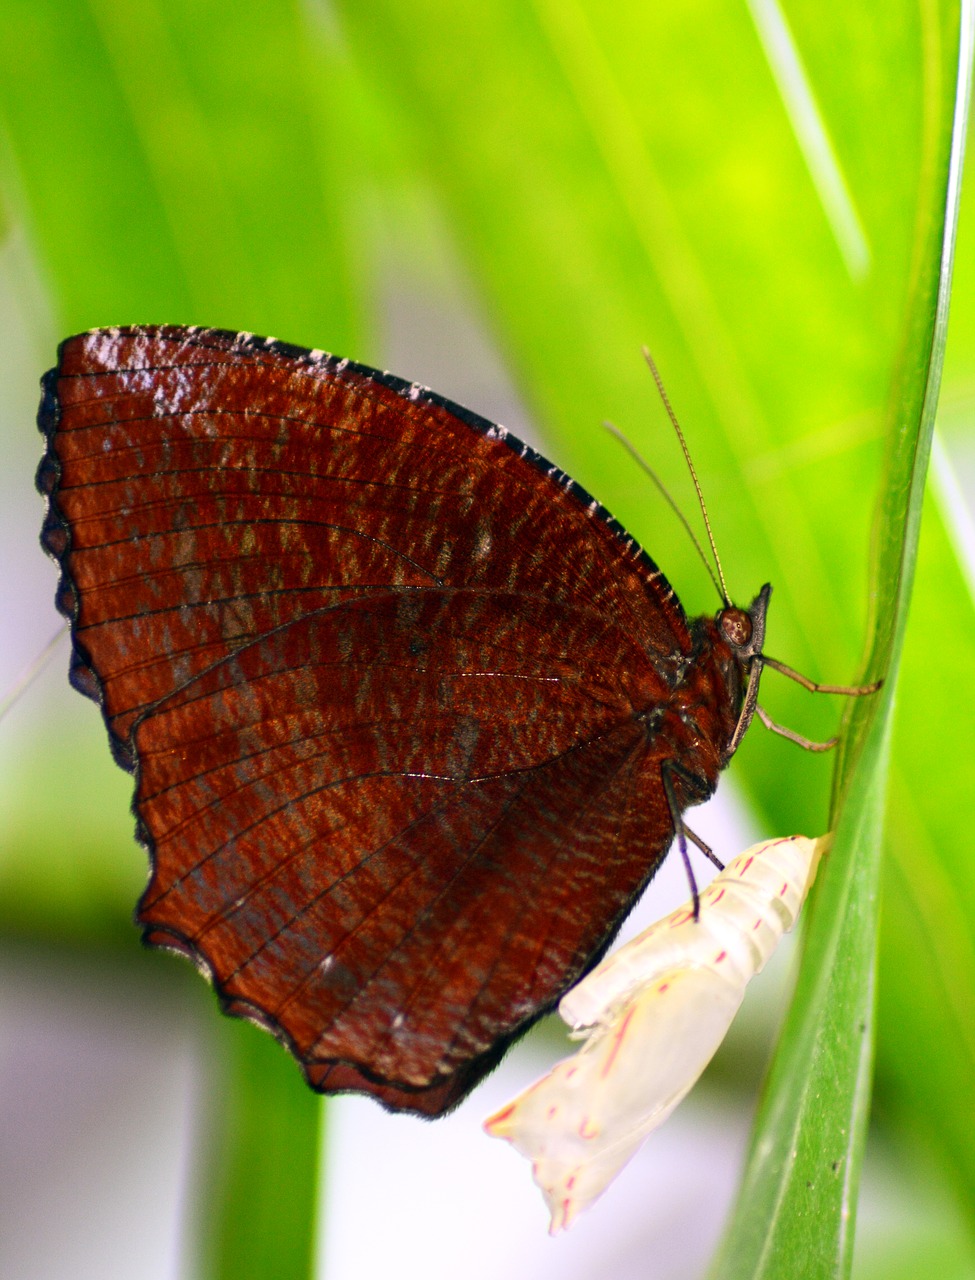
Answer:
37, 327, 690, 763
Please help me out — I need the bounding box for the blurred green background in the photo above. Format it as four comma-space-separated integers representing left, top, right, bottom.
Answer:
0, 2, 973, 1277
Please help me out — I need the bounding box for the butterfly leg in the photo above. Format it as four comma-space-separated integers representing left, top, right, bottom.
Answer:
761, 655, 882, 698
685, 825, 724, 872
756, 703, 837, 752
660, 760, 723, 920
755, 657, 882, 752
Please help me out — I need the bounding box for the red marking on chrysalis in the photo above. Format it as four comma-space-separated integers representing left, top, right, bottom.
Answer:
600, 1005, 636, 1078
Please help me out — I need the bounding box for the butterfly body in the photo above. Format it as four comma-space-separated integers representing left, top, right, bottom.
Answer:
38, 326, 764, 1115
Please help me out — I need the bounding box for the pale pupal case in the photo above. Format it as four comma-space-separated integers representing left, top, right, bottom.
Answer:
484, 834, 827, 1233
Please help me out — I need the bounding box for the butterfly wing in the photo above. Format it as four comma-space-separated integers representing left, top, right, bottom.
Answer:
38, 326, 694, 1114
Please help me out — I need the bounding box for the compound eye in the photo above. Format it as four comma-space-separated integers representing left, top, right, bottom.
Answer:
720, 608, 752, 648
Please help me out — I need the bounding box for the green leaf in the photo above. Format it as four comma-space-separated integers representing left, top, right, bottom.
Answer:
193, 1020, 323, 1280
0, 0, 362, 343
709, 4, 973, 1272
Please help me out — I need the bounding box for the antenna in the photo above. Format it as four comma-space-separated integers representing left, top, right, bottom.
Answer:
603, 422, 724, 604
641, 347, 730, 605
0, 625, 67, 725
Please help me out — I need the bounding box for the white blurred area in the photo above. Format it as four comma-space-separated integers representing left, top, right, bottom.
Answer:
0, 950, 200, 1280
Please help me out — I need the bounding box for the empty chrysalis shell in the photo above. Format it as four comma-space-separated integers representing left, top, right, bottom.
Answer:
484, 833, 828, 1233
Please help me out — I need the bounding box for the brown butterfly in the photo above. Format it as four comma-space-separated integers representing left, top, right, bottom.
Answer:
37, 326, 877, 1115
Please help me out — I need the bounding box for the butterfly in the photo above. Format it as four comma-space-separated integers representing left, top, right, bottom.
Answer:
36, 325, 876, 1116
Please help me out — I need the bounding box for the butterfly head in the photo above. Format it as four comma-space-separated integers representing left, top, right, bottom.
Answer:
716, 582, 771, 661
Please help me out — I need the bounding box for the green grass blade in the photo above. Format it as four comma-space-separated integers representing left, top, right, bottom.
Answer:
872, 66, 975, 1228
193, 1022, 323, 1280
710, 6, 973, 1273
